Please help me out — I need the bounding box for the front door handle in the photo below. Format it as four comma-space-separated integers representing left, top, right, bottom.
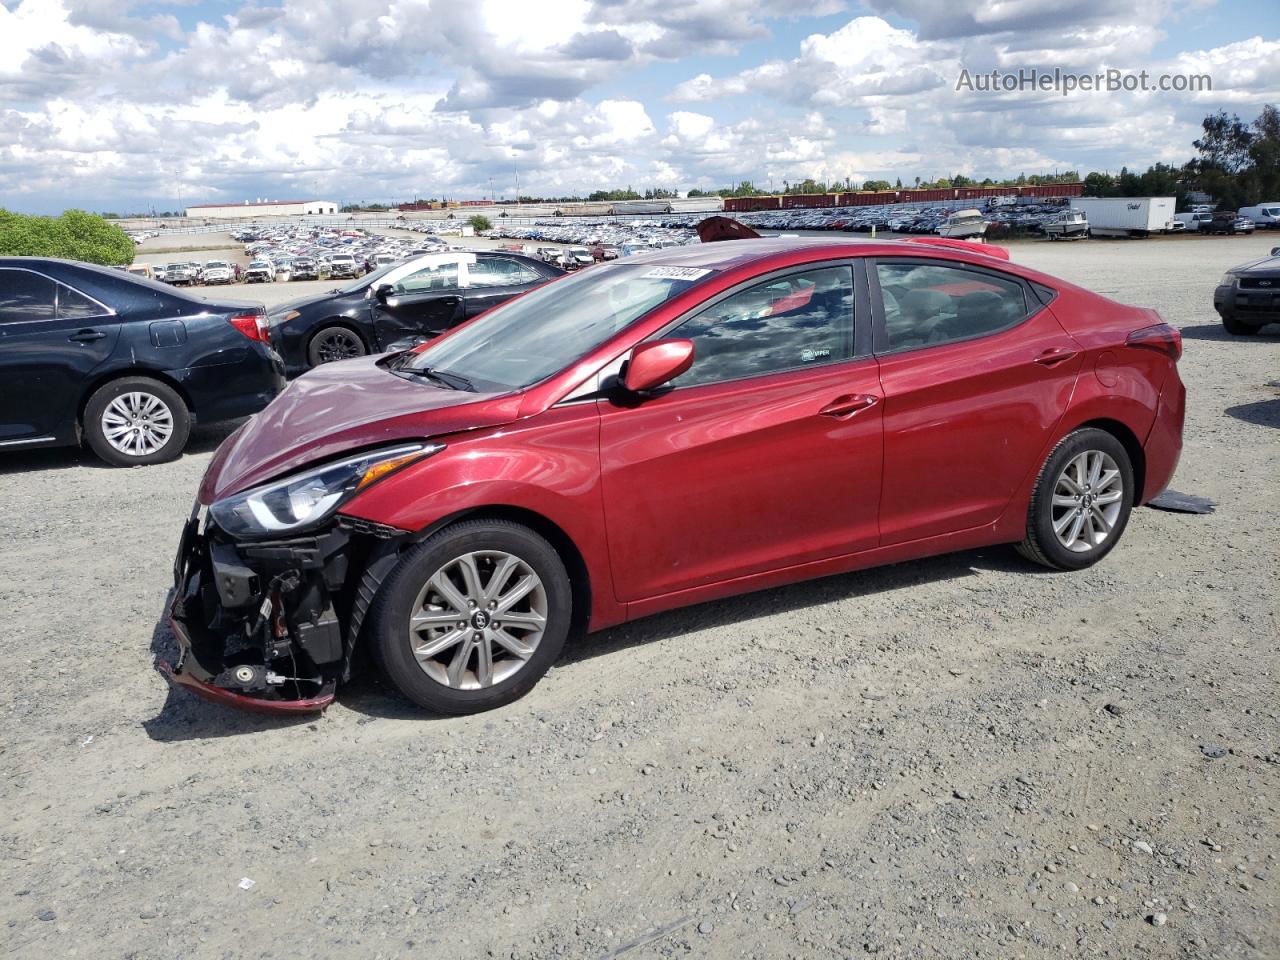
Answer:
819, 393, 879, 418
69, 329, 107, 343
1034, 347, 1078, 367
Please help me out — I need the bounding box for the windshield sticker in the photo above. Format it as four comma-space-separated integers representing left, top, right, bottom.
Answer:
641, 266, 712, 281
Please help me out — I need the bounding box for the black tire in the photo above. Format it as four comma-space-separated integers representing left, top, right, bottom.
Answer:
1016, 427, 1134, 571
83, 376, 191, 467
307, 325, 367, 367
369, 520, 573, 714
1221, 312, 1260, 336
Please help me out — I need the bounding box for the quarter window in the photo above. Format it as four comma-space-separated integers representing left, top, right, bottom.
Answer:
57, 283, 106, 320
875, 261, 1028, 350
667, 265, 855, 388
0, 269, 56, 323
468, 257, 541, 288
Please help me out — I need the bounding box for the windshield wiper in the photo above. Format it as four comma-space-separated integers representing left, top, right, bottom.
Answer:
400, 366, 474, 391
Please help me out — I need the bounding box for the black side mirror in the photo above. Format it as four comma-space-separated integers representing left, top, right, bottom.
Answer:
374, 283, 394, 302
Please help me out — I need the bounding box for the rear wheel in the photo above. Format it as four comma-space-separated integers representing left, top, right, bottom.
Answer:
1221, 312, 1260, 336
307, 325, 366, 367
1017, 428, 1133, 571
369, 520, 573, 714
84, 377, 190, 467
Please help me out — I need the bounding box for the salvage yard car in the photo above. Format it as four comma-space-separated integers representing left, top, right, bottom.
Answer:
266, 251, 562, 375
202, 260, 234, 285
1214, 247, 1280, 334
0, 257, 284, 466
244, 259, 274, 283
165, 237, 1185, 716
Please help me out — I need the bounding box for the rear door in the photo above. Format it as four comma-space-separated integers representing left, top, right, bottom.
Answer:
0, 267, 122, 445
869, 257, 1081, 544
598, 261, 883, 602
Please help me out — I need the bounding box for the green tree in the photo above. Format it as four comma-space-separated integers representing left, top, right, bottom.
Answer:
0, 209, 134, 265
862, 179, 892, 191
468, 214, 493, 232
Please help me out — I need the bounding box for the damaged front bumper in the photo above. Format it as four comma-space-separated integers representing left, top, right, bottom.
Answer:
160, 504, 397, 714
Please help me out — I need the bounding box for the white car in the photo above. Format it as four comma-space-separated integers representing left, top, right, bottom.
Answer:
244, 260, 275, 283
202, 260, 234, 284
327, 254, 359, 278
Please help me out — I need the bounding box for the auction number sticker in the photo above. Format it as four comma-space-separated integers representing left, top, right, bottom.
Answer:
641, 266, 712, 281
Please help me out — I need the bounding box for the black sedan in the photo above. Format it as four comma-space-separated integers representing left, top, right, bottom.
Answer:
1214, 246, 1280, 335
0, 257, 285, 466
266, 251, 563, 376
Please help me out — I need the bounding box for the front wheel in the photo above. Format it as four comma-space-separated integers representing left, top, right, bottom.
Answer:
307, 325, 367, 367
369, 520, 573, 714
1017, 428, 1134, 571
1221, 312, 1260, 336
83, 377, 191, 467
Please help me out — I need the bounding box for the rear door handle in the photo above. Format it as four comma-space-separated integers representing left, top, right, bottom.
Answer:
819, 393, 879, 418
69, 329, 107, 343
1034, 347, 1077, 367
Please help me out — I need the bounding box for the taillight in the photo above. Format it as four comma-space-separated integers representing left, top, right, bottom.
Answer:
1126, 323, 1181, 361
228, 312, 268, 343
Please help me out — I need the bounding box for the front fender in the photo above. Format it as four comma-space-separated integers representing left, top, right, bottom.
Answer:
337, 408, 623, 630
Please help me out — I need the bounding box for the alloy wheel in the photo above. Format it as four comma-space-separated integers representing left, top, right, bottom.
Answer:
407, 551, 548, 690
1051, 450, 1124, 553
101, 391, 175, 457
315, 330, 363, 363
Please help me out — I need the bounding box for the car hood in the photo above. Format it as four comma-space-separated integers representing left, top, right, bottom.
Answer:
266, 290, 358, 317
198, 356, 521, 503
1232, 256, 1280, 275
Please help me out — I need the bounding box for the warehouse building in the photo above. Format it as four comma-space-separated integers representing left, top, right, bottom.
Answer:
184, 199, 338, 219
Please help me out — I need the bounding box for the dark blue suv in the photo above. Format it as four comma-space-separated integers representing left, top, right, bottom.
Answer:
0, 258, 285, 466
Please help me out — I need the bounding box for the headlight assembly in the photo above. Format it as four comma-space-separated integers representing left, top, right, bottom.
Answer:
1220, 273, 1236, 287
209, 443, 443, 538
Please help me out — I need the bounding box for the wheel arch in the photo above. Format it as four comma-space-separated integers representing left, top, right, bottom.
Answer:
1071, 417, 1146, 502
407, 505, 593, 644
78, 367, 196, 435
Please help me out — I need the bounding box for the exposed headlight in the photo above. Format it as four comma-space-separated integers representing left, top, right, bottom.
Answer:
209, 443, 443, 538
1220, 273, 1236, 287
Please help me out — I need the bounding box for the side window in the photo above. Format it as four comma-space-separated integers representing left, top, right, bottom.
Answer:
57, 283, 108, 320
395, 261, 460, 294
468, 258, 541, 288
874, 261, 1028, 350
668, 265, 855, 388
0, 269, 56, 323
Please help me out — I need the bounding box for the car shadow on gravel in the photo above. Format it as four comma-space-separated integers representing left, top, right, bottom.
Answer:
560, 545, 1041, 668
0, 421, 242, 476
142, 546, 1043, 731
1225, 397, 1280, 428
1179, 321, 1280, 341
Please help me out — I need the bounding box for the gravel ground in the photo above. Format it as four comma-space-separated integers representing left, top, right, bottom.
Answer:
1, 234, 1277, 959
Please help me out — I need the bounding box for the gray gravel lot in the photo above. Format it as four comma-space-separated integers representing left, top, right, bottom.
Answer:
1, 234, 1277, 959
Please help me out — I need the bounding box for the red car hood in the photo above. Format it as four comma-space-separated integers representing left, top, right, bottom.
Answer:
198, 356, 521, 502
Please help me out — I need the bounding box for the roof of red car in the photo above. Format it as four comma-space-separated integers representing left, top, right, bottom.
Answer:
624, 237, 1009, 271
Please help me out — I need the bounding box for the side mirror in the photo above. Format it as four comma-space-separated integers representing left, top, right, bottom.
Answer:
374, 283, 394, 302
622, 339, 695, 393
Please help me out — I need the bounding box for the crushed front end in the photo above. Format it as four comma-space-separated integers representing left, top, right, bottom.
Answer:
163, 505, 398, 714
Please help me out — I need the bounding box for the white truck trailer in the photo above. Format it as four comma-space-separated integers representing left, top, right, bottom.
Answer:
1073, 197, 1177, 237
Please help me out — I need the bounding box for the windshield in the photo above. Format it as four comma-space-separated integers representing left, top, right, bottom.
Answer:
398, 263, 713, 392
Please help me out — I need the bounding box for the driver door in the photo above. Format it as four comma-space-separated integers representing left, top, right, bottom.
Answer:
370, 257, 467, 347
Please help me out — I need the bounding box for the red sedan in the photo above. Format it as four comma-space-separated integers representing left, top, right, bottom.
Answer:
165, 238, 1184, 715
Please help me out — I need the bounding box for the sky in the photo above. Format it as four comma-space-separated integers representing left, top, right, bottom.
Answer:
0, 0, 1277, 213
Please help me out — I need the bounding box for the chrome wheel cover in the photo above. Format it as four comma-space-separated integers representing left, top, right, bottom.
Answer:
101, 391, 175, 457
408, 551, 547, 690
1051, 450, 1123, 553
